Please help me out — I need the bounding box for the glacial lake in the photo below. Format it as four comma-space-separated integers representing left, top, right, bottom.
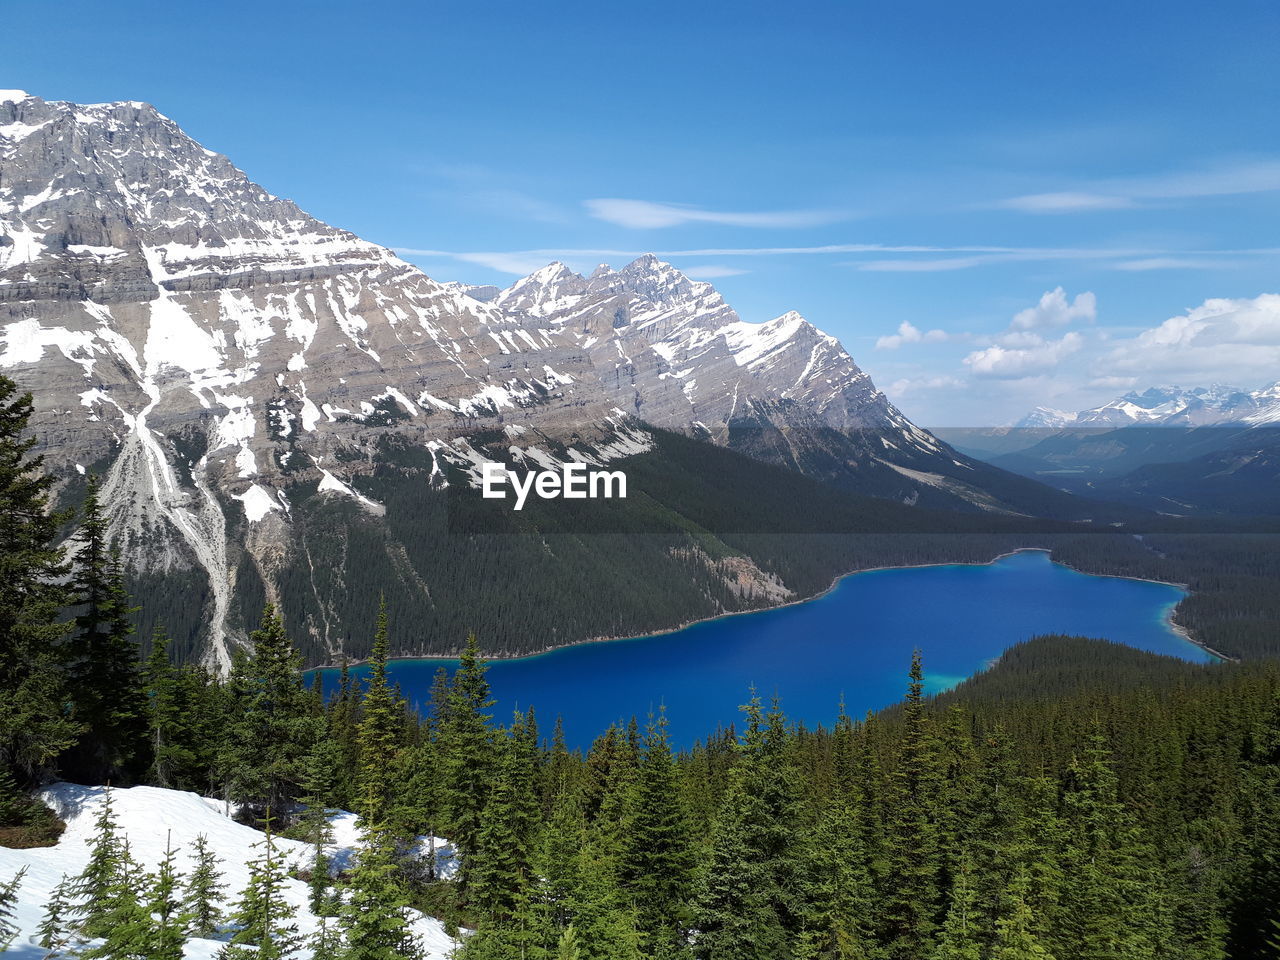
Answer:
316, 549, 1210, 748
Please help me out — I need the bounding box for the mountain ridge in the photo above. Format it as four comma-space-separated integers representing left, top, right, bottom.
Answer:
1, 91, 1113, 664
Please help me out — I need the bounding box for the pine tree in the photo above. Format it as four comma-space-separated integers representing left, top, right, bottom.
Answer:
337, 827, 421, 960
183, 833, 227, 938
441, 633, 495, 887
691, 692, 796, 960
880, 651, 944, 960
1058, 729, 1159, 960
931, 852, 983, 960
63, 475, 147, 785
355, 599, 405, 827
469, 720, 536, 921
79, 850, 152, 960
0, 375, 79, 788
144, 834, 191, 960
327, 658, 362, 810
990, 870, 1055, 960
298, 747, 338, 916
0, 867, 26, 953
557, 923, 583, 960
795, 795, 875, 960
221, 606, 321, 825
311, 914, 345, 960
73, 788, 133, 939
220, 820, 303, 959
36, 873, 73, 952
619, 707, 694, 955
145, 627, 199, 789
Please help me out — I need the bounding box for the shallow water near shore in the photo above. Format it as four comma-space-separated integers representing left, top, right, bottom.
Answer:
314, 549, 1208, 748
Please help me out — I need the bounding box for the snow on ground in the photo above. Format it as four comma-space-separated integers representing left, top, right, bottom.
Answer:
0, 783, 458, 959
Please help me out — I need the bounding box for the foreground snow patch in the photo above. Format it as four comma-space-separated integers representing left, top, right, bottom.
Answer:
0, 783, 457, 959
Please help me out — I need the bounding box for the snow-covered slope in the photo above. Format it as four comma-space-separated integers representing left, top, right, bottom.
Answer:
0, 783, 456, 959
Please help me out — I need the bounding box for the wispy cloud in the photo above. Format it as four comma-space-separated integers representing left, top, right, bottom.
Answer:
1001, 159, 1280, 214
1110, 257, 1229, 271
876, 321, 950, 349
389, 242, 1278, 276
584, 198, 850, 229
1001, 192, 1135, 214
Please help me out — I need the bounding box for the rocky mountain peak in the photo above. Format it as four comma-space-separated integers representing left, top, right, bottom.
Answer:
0, 92, 1006, 664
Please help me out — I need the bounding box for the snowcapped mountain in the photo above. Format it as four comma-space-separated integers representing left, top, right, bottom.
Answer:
1016, 383, 1280, 430
1013, 407, 1079, 430
0, 91, 1078, 664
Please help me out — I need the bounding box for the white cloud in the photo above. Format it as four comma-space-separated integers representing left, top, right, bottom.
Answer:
1102, 293, 1280, 381
876, 321, 950, 350
1010, 287, 1096, 329
964, 331, 1084, 379
860, 256, 998, 273
888, 375, 965, 396
1111, 258, 1226, 271
1002, 160, 1280, 214
1002, 192, 1134, 213
584, 198, 848, 230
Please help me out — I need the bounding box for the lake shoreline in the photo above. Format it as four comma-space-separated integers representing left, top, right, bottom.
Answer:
314, 545, 1229, 670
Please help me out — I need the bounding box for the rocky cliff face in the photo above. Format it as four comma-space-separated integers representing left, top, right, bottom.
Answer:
0, 90, 1029, 664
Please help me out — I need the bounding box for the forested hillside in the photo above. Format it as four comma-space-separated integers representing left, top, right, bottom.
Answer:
3, 373, 1280, 958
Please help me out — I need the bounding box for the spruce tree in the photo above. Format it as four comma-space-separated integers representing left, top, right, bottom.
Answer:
63, 474, 147, 785
36, 873, 73, 953
880, 651, 944, 960
73, 788, 134, 939
619, 707, 694, 955
145, 627, 198, 789
311, 914, 344, 960
0, 867, 26, 953
298, 746, 338, 916
557, 923, 583, 960
222, 606, 321, 825
143, 835, 190, 960
337, 827, 421, 960
327, 658, 362, 810
79, 850, 152, 960
183, 833, 227, 938
355, 599, 405, 827
220, 820, 303, 960
1228, 692, 1280, 958
931, 852, 982, 960
692, 693, 796, 960
0, 375, 78, 788
796, 795, 875, 960
441, 633, 495, 886
470, 720, 536, 922
990, 870, 1055, 960
1058, 730, 1159, 960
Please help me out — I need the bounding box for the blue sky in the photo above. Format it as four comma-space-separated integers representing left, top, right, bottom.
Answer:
7, 0, 1279, 424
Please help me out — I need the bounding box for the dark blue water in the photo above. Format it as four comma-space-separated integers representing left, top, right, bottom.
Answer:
316, 550, 1208, 748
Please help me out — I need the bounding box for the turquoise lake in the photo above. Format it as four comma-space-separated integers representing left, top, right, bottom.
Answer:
317, 549, 1210, 748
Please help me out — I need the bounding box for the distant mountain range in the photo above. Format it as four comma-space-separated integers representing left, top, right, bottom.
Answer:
1014, 383, 1280, 430
934, 384, 1280, 518
0, 91, 1171, 664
